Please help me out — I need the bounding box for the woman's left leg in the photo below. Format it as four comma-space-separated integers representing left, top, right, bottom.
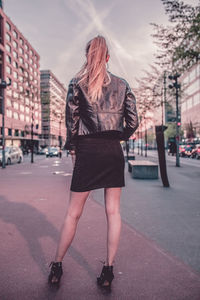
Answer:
104, 187, 122, 266
55, 190, 90, 262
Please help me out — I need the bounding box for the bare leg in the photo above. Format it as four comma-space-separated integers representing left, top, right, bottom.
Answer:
55, 190, 90, 262
104, 187, 122, 266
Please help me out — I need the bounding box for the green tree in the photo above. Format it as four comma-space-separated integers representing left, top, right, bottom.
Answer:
164, 122, 183, 139
151, 0, 200, 72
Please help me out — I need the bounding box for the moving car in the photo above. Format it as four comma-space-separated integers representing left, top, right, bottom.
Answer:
46, 147, 59, 157
0, 146, 23, 165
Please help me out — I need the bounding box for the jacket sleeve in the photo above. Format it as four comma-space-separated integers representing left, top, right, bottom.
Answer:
122, 83, 139, 140
64, 79, 80, 151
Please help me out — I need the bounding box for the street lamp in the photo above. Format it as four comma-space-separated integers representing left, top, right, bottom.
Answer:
0, 79, 11, 168
168, 73, 181, 167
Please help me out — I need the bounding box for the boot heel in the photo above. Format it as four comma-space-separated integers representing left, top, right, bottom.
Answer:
97, 265, 114, 289
48, 261, 63, 285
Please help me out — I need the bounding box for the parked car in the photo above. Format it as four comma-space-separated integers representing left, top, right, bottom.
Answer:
184, 146, 193, 158
37, 147, 48, 155
191, 144, 200, 159
46, 147, 59, 157
0, 146, 23, 165
179, 145, 187, 157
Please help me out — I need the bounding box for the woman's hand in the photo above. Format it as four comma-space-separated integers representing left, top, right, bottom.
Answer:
69, 150, 76, 166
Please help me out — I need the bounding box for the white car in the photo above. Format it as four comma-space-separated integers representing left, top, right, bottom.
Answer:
0, 146, 23, 165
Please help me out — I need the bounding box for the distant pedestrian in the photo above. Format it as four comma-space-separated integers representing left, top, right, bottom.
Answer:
48, 35, 138, 288
58, 148, 62, 159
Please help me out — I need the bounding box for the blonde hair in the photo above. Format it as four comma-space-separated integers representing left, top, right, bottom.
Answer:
76, 35, 111, 102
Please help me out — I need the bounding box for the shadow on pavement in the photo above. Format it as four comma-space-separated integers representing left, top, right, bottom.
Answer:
0, 195, 95, 280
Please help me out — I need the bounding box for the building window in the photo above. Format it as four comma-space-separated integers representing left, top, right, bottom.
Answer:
30, 66, 33, 73
13, 50, 18, 59
6, 98, 12, 107
25, 44, 29, 51
20, 104, 25, 112
30, 58, 33, 65
6, 65, 12, 74
14, 102, 19, 110
13, 40, 18, 49
6, 109, 12, 118
6, 55, 11, 64
6, 88, 12, 96
13, 91, 19, 98
13, 71, 18, 79
14, 129, 19, 136
19, 86, 24, 92
21, 131, 25, 137
25, 107, 30, 113
6, 22, 11, 31
13, 81, 18, 89
30, 49, 33, 56
19, 37, 24, 45
19, 57, 24, 64
13, 112, 19, 120
6, 33, 11, 42
13, 30, 18, 39
25, 53, 29, 60
8, 128, 12, 136
20, 114, 25, 121
26, 115, 30, 122
193, 93, 200, 106
25, 62, 29, 69
12, 61, 18, 69
19, 47, 24, 55
19, 75, 23, 83
6, 44, 11, 52
187, 98, 193, 109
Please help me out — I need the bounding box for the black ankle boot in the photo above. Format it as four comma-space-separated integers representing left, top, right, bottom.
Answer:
97, 265, 114, 288
48, 261, 63, 285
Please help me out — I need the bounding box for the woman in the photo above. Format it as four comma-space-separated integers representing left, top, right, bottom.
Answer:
48, 35, 138, 288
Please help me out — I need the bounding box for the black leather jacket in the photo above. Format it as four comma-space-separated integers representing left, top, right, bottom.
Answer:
65, 72, 138, 150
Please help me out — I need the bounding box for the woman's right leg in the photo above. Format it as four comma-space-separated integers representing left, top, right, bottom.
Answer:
54, 190, 90, 262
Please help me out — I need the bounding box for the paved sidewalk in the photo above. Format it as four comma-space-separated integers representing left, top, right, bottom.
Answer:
0, 156, 200, 299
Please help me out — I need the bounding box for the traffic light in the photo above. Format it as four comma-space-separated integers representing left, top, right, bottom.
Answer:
168, 74, 181, 89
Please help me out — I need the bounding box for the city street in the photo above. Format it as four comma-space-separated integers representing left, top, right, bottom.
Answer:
0, 153, 200, 300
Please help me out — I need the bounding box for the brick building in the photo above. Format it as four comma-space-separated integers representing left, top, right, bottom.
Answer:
40, 70, 67, 147
0, 7, 41, 151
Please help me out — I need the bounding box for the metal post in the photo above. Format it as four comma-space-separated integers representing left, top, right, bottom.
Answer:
175, 85, 180, 167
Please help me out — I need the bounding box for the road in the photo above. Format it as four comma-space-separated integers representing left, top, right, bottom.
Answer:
0, 153, 200, 299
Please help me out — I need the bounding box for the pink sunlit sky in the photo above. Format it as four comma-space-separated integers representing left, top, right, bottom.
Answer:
4, 0, 199, 88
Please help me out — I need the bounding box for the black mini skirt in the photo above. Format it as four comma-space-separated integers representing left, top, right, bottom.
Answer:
70, 136, 125, 192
